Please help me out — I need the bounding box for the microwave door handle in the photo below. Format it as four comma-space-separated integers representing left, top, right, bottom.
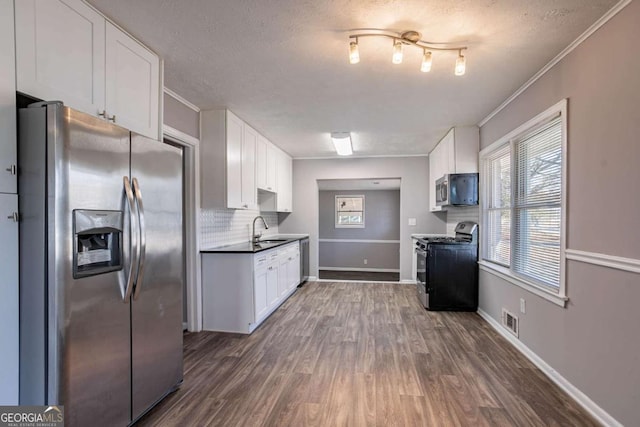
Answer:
123, 176, 138, 303
132, 177, 146, 300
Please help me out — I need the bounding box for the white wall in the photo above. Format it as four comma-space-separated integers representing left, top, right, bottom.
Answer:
478, 2, 640, 425
278, 156, 445, 281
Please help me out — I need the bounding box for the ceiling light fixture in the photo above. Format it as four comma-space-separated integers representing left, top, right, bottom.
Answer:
331, 132, 353, 156
347, 29, 467, 75
392, 39, 403, 64
349, 38, 360, 64
455, 50, 466, 76
420, 50, 432, 73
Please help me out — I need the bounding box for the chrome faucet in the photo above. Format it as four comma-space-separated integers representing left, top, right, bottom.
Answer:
252, 216, 269, 243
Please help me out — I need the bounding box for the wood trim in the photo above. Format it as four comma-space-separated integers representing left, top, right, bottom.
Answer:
319, 239, 400, 244
478, 0, 632, 127
479, 262, 567, 307
565, 249, 640, 274
319, 267, 400, 273
477, 309, 623, 427
164, 88, 201, 112
294, 154, 428, 160
163, 126, 202, 332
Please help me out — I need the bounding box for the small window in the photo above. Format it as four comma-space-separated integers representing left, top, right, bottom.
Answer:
335, 195, 365, 228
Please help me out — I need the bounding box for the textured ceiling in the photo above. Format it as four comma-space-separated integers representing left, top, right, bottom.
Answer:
87, 0, 618, 158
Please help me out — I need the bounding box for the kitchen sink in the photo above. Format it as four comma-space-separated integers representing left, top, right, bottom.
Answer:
256, 239, 289, 244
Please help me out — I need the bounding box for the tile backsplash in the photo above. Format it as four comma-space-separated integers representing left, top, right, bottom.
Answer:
445, 206, 479, 235
200, 208, 279, 248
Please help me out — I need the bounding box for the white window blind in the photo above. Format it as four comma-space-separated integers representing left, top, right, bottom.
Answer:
482, 113, 564, 291
484, 144, 511, 267
513, 117, 562, 288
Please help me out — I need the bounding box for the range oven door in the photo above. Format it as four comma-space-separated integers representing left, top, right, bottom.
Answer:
415, 247, 428, 308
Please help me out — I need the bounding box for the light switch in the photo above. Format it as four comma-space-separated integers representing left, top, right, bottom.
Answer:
408, 218, 417, 226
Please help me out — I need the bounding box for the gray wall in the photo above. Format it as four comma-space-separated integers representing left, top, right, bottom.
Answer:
278, 157, 446, 280
319, 190, 400, 239
478, 2, 640, 425
319, 189, 400, 270
163, 91, 200, 139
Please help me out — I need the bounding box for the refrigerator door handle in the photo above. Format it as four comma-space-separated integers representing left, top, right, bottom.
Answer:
132, 177, 147, 300
123, 176, 139, 302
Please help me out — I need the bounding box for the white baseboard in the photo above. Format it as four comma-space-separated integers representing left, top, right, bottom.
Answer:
318, 267, 400, 273
182, 321, 188, 331
477, 309, 621, 427
315, 278, 401, 284
400, 279, 417, 284
305, 276, 317, 282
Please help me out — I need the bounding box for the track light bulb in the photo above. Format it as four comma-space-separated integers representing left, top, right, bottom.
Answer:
392, 40, 403, 64
420, 51, 432, 73
349, 40, 360, 64
455, 52, 466, 76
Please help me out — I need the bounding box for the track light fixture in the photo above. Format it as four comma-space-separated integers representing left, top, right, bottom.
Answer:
347, 29, 467, 75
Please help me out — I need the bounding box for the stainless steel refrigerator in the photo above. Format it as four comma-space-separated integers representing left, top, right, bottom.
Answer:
18, 102, 184, 426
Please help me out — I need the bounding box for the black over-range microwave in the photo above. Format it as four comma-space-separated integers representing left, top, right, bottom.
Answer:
435, 173, 479, 207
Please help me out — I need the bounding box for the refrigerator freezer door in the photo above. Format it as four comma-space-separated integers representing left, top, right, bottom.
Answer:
130, 134, 184, 421
19, 104, 132, 426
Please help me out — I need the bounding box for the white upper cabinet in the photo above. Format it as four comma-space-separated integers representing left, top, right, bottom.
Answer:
200, 109, 258, 210
241, 124, 258, 209
15, 0, 161, 139
428, 126, 479, 212
275, 149, 293, 213
15, 0, 105, 116
105, 22, 160, 139
256, 135, 277, 192
0, 0, 17, 194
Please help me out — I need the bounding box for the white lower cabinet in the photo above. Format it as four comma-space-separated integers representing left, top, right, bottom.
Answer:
202, 242, 300, 333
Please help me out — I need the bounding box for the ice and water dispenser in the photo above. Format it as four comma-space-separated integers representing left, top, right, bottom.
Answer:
73, 210, 123, 278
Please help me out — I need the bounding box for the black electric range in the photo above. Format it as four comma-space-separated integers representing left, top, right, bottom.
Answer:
415, 221, 479, 311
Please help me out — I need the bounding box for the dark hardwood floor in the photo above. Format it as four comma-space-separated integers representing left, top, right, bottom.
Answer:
319, 270, 400, 282
137, 282, 597, 426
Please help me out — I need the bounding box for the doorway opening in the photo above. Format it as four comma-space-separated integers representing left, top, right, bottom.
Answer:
317, 178, 401, 282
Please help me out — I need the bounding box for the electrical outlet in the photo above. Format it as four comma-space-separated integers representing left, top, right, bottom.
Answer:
363, 259, 368, 265
520, 298, 526, 314
408, 218, 417, 226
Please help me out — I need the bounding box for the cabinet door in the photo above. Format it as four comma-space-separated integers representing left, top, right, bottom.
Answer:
442, 129, 456, 174
0, 0, 16, 193
254, 268, 269, 321
265, 144, 277, 192
276, 151, 293, 212
15, 0, 105, 117
242, 125, 257, 209
288, 251, 300, 290
226, 112, 244, 209
105, 22, 160, 139
266, 264, 279, 307
256, 135, 268, 190
278, 258, 290, 297
0, 194, 18, 403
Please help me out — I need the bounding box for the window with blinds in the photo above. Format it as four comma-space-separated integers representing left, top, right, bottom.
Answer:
481, 111, 564, 292
335, 195, 365, 227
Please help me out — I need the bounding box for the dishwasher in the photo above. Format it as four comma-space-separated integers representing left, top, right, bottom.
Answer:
299, 237, 309, 285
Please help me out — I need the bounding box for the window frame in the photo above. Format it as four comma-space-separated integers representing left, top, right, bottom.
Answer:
479, 99, 568, 307
335, 195, 365, 228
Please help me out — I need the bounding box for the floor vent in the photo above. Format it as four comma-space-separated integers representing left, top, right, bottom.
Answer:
501, 308, 519, 338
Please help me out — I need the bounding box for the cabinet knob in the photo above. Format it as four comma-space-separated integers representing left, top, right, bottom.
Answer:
5, 165, 16, 175
242, 204, 248, 208
98, 110, 107, 118
7, 212, 19, 222
108, 114, 116, 123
